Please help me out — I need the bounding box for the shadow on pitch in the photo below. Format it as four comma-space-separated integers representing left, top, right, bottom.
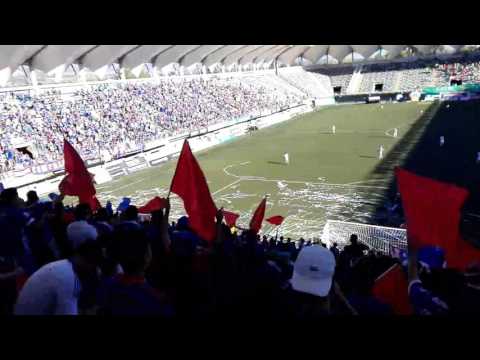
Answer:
367, 135, 390, 139
359, 155, 377, 159
343, 102, 442, 225
267, 161, 287, 166
354, 99, 480, 226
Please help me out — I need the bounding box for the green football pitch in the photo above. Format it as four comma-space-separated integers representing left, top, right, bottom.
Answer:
94, 100, 480, 240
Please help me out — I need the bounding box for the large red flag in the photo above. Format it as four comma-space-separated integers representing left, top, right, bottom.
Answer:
222, 210, 239, 228
266, 215, 284, 226
372, 264, 413, 315
170, 140, 217, 242
138, 196, 167, 214
250, 197, 267, 234
396, 167, 480, 270
59, 140, 100, 211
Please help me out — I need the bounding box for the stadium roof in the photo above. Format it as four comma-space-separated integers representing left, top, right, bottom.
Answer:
0, 45, 477, 83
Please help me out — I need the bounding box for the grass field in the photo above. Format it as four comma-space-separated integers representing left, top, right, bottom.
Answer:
94, 99, 480, 240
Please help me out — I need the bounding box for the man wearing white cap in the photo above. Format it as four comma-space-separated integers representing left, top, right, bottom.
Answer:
289, 245, 357, 317
291, 245, 336, 298
288, 245, 336, 316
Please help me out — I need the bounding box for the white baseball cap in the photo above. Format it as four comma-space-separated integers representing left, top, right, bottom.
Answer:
291, 245, 336, 297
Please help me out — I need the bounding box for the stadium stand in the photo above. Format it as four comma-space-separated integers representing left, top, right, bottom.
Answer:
312, 67, 354, 95
2, 45, 480, 317
0, 76, 304, 174
358, 63, 400, 93
277, 67, 334, 99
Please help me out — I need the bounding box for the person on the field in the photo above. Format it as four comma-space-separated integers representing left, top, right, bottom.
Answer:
284, 153, 289, 165
440, 136, 445, 147
378, 145, 384, 160
393, 128, 398, 138
332, 125, 336, 134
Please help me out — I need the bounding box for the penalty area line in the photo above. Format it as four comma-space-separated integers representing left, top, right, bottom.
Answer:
212, 178, 242, 196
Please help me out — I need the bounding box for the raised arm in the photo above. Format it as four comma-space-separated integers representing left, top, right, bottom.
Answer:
160, 198, 171, 252
215, 207, 225, 246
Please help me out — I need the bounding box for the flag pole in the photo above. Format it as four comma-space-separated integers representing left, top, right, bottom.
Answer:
167, 139, 188, 199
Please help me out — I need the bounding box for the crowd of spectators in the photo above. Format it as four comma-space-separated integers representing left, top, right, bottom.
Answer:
1, 186, 479, 317
1, 77, 302, 174
430, 61, 480, 85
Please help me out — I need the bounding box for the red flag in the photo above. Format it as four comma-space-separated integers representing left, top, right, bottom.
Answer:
372, 264, 413, 315
396, 167, 480, 270
170, 140, 217, 242
59, 140, 100, 211
138, 197, 167, 214
249, 197, 267, 234
222, 210, 239, 227
266, 215, 284, 226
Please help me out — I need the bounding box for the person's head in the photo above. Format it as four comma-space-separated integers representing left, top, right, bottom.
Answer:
74, 203, 92, 221
176, 216, 189, 231
0, 187, 20, 207
332, 242, 338, 248
291, 245, 336, 298
287, 237, 292, 243
95, 207, 110, 222
114, 229, 151, 275
122, 205, 138, 222
26, 190, 39, 206
350, 234, 358, 245
72, 240, 104, 278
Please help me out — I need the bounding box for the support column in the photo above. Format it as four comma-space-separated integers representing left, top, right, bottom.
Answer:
30, 69, 39, 95
153, 66, 161, 83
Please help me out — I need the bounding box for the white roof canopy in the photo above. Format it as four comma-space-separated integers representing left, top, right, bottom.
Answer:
0, 45, 476, 85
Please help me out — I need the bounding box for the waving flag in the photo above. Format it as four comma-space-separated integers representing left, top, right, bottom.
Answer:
396, 167, 480, 270
59, 139, 100, 211
222, 210, 240, 228
117, 197, 131, 213
250, 197, 267, 234
372, 264, 413, 315
138, 196, 167, 214
266, 215, 285, 226
170, 140, 217, 242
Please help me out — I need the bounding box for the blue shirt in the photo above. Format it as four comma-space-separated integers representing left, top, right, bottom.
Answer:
98, 275, 174, 316
0, 205, 29, 258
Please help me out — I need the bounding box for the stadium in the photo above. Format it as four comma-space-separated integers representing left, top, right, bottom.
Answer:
2, 45, 480, 316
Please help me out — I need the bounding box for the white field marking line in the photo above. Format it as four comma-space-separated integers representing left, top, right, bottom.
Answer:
223, 162, 389, 190
212, 178, 242, 195
344, 179, 389, 185
385, 123, 410, 138
242, 178, 389, 189
105, 177, 150, 194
